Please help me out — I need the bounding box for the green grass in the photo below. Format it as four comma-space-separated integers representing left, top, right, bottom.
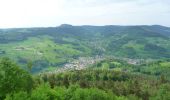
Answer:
110, 61, 121, 66
0, 36, 92, 71
160, 62, 170, 68
101, 62, 110, 69
1, 25, 170, 72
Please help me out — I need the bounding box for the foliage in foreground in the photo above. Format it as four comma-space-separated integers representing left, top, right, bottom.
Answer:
0, 58, 33, 99
0, 58, 170, 100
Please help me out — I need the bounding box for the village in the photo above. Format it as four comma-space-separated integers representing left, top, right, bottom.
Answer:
48, 56, 104, 73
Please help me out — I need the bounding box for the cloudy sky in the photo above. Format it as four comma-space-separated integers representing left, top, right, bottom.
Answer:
0, 0, 170, 28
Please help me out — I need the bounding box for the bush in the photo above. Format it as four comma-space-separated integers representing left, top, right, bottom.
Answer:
0, 58, 33, 99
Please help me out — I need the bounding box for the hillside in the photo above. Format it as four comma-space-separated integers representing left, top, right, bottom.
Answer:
0, 25, 170, 72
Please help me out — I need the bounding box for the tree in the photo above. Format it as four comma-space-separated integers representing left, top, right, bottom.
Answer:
30, 83, 57, 100
27, 60, 33, 73
5, 91, 28, 100
160, 75, 167, 84
150, 84, 170, 100
0, 58, 33, 99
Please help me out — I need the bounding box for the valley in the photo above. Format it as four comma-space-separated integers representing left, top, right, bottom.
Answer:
0, 25, 170, 73
0, 25, 170, 100
1, 0, 170, 99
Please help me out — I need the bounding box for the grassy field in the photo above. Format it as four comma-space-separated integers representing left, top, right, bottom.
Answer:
0, 35, 92, 72
0, 25, 170, 72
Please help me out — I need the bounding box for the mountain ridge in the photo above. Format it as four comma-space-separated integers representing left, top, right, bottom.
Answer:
0, 25, 170, 72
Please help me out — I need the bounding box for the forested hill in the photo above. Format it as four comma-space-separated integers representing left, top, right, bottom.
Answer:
0, 25, 170, 72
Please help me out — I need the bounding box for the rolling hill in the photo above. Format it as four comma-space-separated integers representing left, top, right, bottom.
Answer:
0, 25, 170, 72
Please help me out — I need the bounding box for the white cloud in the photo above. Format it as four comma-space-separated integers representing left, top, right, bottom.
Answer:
0, 0, 169, 28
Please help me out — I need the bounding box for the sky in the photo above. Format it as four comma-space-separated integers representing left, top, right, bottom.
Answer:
0, 0, 170, 28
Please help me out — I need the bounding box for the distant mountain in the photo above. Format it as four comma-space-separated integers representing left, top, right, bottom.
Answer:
0, 25, 170, 72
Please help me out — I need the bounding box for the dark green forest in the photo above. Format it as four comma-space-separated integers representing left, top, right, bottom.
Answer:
0, 58, 170, 100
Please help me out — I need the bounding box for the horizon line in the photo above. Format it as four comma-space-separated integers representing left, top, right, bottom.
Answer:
0, 24, 169, 29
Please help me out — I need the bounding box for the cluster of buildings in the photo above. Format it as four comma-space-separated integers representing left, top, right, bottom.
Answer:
51, 56, 104, 73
